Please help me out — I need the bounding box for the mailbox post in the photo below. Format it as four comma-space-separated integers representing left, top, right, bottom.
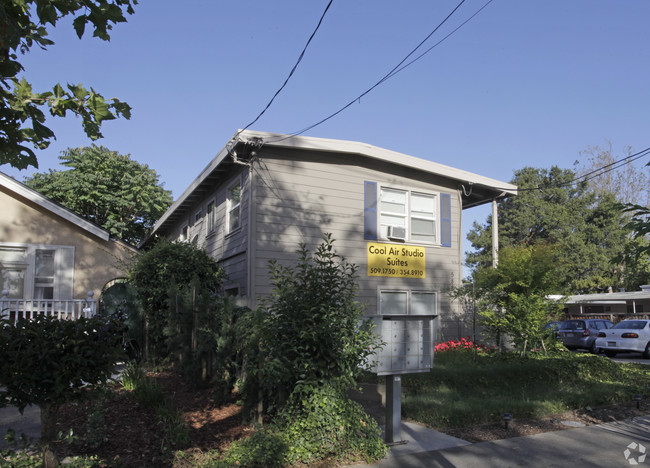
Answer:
366, 241, 439, 444
370, 314, 437, 444
385, 375, 402, 443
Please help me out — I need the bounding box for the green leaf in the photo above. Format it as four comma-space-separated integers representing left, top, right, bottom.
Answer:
73, 15, 88, 38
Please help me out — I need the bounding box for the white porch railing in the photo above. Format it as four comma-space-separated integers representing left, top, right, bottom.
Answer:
0, 290, 97, 324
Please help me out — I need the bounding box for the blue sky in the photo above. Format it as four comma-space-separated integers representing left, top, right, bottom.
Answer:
3, 0, 649, 260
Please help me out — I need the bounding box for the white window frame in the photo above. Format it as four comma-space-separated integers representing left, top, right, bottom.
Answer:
179, 225, 189, 242
379, 289, 437, 316
206, 200, 216, 235
379, 186, 439, 244
227, 180, 242, 233
0, 243, 74, 300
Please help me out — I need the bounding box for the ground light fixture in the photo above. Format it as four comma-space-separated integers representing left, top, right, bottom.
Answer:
635, 394, 643, 409
503, 412, 512, 430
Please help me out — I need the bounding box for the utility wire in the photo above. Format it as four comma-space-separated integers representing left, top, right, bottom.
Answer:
498, 147, 650, 194
266, 0, 493, 142
384, 0, 494, 81
237, 0, 334, 138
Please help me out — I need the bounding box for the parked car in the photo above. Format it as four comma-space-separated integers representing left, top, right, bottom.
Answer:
543, 321, 562, 333
595, 319, 650, 359
557, 319, 614, 353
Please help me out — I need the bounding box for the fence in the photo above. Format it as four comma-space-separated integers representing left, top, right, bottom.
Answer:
0, 290, 97, 324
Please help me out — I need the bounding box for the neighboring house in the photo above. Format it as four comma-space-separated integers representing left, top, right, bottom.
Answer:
0, 172, 138, 320
145, 130, 516, 351
561, 285, 650, 320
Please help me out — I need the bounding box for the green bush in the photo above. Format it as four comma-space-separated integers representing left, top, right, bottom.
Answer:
128, 239, 224, 361
218, 385, 385, 467
252, 234, 381, 409
230, 235, 386, 466
0, 314, 125, 464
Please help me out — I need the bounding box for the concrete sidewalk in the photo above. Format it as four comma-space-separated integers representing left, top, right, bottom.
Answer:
347, 416, 650, 468
0, 404, 40, 450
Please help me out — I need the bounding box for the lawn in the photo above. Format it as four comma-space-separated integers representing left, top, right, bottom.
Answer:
400, 346, 650, 429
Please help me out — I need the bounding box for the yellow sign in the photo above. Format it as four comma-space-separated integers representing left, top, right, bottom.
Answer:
367, 243, 426, 278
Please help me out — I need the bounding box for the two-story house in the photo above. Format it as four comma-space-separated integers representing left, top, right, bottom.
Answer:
145, 130, 516, 349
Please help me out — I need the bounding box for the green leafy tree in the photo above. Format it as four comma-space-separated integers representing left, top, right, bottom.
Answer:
255, 235, 380, 406
0, 0, 137, 170
231, 234, 386, 466
467, 166, 633, 293
24, 145, 172, 245
128, 239, 225, 361
473, 243, 565, 356
620, 203, 650, 288
0, 314, 125, 466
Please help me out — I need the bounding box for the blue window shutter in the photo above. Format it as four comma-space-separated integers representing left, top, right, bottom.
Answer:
440, 193, 452, 247
364, 181, 378, 240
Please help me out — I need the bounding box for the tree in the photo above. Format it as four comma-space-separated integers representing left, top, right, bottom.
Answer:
24, 145, 172, 245
621, 203, 650, 288
575, 143, 649, 206
128, 239, 225, 361
255, 235, 380, 405
473, 243, 565, 356
466, 166, 633, 293
230, 234, 385, 465
0, 313, 125, 466
0, 0, 137, 170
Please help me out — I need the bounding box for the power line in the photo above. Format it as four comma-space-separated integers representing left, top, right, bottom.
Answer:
384, 0, 495, 81
237, 0, 334, 137
497, 147, 650, 194
267, 0, 493, 142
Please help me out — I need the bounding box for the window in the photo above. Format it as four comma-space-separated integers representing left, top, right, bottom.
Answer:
206, 201, 215, 234
179, 225, 188, 242
227, 182, 241, 232
379, 290, 437, 316
0, 246, 27, 299
379, 188, 437, 243
0, 244, 74, 300
34, 249, 55, 299
365, 182, 452, 247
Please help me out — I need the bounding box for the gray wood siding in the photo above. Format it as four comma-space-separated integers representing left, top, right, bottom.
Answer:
250, 149, 463, 325
164, 168, 250, 297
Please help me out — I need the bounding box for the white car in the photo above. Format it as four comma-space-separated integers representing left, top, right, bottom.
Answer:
596, 319, 650, 358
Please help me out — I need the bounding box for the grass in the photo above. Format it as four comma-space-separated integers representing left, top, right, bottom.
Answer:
400, 348, 650, 429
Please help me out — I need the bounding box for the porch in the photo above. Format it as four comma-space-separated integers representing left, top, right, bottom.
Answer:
0, 290, 97, 324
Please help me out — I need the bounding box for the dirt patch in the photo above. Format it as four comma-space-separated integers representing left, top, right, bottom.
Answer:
49, 371, 650, 466
54, 370, 252, 467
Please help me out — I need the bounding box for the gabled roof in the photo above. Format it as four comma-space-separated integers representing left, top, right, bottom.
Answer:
149, 130, 518, 240
0, 171, 110, 241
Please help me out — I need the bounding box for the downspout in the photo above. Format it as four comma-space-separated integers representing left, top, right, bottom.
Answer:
247, 159, 255, 309
492, 199, 499, 268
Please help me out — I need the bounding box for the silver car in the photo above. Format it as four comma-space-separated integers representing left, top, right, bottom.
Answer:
557, 319, 613, 354
596, 319, 650, 358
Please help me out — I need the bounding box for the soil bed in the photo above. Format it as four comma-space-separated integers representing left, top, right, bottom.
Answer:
51, 370, 650, 466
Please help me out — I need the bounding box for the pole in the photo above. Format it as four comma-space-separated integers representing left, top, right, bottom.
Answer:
385, 375, 402, 444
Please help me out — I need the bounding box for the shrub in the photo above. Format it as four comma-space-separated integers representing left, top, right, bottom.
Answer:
233, 235, 386, 466
218, 385, 385, 467
0, 313, 125, 465
128, 239, 224, 361
252, 234, 380, 408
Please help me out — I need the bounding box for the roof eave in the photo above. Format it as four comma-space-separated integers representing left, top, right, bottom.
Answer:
0, 172, 110, 241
